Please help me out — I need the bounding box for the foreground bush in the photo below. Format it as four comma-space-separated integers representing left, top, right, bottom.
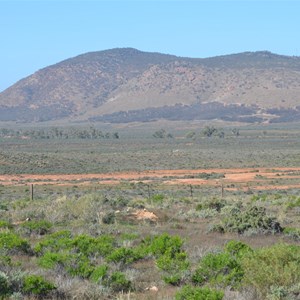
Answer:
23, 274, 56, 296
0, 271, 10, 297
147, 233, 189, 285
38, 251, 94, 278
192, 252, 243, 288
175, 285, 224, 300
192, 240, 251, 289
0, 232, 30, 254
148, 233, 184, 257
241, 243, 300, 298
104, 271, 132, 293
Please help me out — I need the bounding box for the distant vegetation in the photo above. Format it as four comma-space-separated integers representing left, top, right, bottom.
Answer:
0, 127, 119, 139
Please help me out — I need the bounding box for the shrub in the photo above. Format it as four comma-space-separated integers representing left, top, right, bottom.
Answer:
156, 249, 190, 285
0, 255, 12, 266
196, 198, 225, 212
0, 271, 10, 297
0, 203, 8, 211
217, 206, 282, 234
223, 240, 252, 258
90, 265, 108, 283
39, 251, 94, 278
150, 194, 164, 204
65, 254, 94, 278
107, 247, 143, 265
72, 234, 115, 258
192, 251, 243, 288
283, 227, 300, 240
175, 285, 224, 300
34, 230, 73, 254
102, 212, 115, 224
21, 220, 52, 235
38, 251, 69, 269
241, 243, 300, 298
104, 271, 132, 293
0, 220, 12, 230
148, 233, 184, 257
23, 275, 56, 296
0, 232, 30, 254
285, 196, 300, 209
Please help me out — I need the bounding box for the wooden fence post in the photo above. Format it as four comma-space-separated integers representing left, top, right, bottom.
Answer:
30, 184, 34, 201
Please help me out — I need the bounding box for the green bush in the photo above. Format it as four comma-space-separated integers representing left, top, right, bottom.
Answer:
156, 249, 190, 285
175, 285, 224, 300
23, 275, 56, 296
72, 234, 115, 258
107, 247, 143, 265
34, 230, 73, 254
217, 206, 282, 234
39, 251, 94, 278
38, 251, 69, 269
104, 271, 132, 293
0, 220, 12, 230
90, 265, 108, 283
285, 196, 300, 209
143, 233, 189, 285
196, 198, 225, 212
21, 220, 52, 235
148, 233, 184, 257
65, 254, 94, 278
223, 240, 252, 258
283, 227, 300, 240
251, 194, 268, 202
0, 232, 30, 254
0, 271, 10, 297
241, 243, 300, 298
192, 251, 243, 288
0, 203, 9, 211
150, 194, 164, 204
0, 255, 12, 266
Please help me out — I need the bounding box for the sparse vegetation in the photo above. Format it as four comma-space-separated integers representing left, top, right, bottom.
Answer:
0, 124, 300, 299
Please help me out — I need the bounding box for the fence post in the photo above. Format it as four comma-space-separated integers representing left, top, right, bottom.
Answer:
30, 184, 34, 201
221, 183, 224, 198
190, 184, 193, 199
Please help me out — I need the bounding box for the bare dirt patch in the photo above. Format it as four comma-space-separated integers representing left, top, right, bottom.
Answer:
1, 167, 300, 191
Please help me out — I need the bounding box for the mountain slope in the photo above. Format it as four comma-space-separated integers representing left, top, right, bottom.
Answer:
1, 48, 300, 123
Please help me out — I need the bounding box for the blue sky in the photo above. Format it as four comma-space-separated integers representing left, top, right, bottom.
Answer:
1, 0, 299, 92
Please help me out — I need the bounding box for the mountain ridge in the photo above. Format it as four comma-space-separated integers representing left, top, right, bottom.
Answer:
1, 48, 300, 123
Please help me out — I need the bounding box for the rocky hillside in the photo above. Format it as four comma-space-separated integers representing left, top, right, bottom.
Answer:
1, 48, 300, 123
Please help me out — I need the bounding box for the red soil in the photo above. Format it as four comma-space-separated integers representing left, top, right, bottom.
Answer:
1, 167, 300, 191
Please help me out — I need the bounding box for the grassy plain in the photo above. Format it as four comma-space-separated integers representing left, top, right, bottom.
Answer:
1, 121, 300, 299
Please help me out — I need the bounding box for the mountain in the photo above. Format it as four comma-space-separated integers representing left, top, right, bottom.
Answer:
1, 48, 300, 123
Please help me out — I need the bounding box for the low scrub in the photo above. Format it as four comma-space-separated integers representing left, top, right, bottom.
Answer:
241, 243, 300, 298
21, 220, 52, 235
23, 274, 56, 296
0, 232, 31, 254
175, 285, 224, 300
104, 271, 132, 293
192, 240, 251, 289
214, 205, 282, 234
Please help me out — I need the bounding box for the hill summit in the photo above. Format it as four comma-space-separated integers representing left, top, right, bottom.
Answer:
1, 48, 300, 123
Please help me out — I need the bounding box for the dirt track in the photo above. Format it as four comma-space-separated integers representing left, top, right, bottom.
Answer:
1, 167, 300, 191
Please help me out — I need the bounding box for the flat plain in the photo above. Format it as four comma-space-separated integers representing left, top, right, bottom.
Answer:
1, 122, 300, 299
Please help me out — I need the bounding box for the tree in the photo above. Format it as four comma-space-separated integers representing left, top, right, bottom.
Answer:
232, 128, 240, 137
202, 126, 217, 137
113, 132, 119, 139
